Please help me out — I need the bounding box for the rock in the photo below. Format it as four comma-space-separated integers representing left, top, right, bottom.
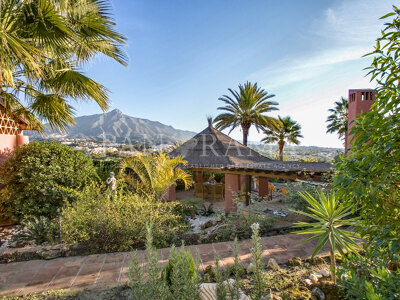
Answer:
200, 281, 250, 300
312, 287, 325, 300
267, 258, 280, 270
304, 278, 313, 286
320, 269, 330, 277
37, 245, 62, 260
287, 257, 302, 266
309, 273, 319, 284
247, 263, 256, 274
314, 272, 323, 279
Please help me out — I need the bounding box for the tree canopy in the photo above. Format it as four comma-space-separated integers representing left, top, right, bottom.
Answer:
0, 0, 127, 132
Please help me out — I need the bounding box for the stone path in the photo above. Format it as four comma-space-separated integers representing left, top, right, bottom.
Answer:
0, 233, 328, 297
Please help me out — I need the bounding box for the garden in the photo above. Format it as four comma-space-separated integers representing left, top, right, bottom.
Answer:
1, 2, 400, 300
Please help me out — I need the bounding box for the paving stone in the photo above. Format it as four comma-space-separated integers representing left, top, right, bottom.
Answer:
0, 232, 332, 296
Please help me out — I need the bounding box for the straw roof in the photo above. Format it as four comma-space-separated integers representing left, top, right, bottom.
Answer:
169, 122, 271, 168
169, 122, 333, 181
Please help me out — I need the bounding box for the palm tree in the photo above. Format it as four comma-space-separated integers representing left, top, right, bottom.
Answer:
261, 116, 303, 161
326, 97, 349, 145
119, 153, 192, 200
214, 81, 278, 146
0, 0, 127, 132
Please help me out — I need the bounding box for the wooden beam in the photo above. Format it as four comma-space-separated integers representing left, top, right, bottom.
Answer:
188, 167, 329, 182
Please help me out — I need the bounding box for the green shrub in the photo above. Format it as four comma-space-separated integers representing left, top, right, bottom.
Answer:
339, 250, 400, 299
129, 223, 201, 300
17, 216, 59, 245
0, 141, 97, 221
129, 223, 171, 299
179, 197, 204, 218
284, 181, 327, 212
216, 200, 274, 241
61, 185, 186, 252
92, 157, 121, 181
163, 245, 199, 298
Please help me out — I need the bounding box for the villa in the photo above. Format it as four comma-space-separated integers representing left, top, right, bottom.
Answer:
169, 119, 332, 212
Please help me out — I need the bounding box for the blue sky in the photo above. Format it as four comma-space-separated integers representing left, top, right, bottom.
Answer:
77, 0, 394, 148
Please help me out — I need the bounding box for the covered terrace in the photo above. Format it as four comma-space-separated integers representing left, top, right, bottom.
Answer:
168, 122, 332, 212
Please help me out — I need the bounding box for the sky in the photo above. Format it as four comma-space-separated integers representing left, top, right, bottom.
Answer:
76, 0, 395, 148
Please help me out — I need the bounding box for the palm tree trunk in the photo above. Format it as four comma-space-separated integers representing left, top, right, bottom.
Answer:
242, 124, 251, 205
278, 140, 284, 161
242, 127, 249, 146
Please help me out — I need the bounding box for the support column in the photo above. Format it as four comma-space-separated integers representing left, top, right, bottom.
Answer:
259, 177, 269, 198
194, 171, 203, 183
164, 184, 176, 202
225, 174, 240, 213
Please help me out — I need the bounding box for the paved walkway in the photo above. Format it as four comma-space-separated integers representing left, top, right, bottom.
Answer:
0, 233, 328, 296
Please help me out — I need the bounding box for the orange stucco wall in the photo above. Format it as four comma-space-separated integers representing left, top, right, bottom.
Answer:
0, 133, 29, 152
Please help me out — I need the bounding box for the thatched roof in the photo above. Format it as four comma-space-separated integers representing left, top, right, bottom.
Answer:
169, 122, 333, 181
169, 122, 271, 168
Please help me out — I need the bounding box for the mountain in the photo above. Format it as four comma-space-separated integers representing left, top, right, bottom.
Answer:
27, 109, 196, 145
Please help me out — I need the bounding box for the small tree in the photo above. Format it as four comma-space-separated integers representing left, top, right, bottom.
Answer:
292, 191, 360, 283
119, 152, 192, 199
261, 115, 303, 161
326, 97, 348, 150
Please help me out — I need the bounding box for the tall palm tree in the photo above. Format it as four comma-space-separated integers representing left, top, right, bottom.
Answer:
261, 116, 303, 161
214, 81, 278, 146
119, 152, 192, 200
326, 97, 348, 143
0, 0, 127, 132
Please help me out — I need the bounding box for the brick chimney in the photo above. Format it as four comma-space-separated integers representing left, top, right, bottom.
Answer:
346, 89, 375, 152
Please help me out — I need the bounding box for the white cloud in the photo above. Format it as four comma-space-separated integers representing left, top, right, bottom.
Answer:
241, 0, 393, 148
313, 0, 393, 43
249, 0, 393, 90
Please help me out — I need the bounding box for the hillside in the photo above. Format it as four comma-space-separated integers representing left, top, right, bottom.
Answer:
27, 109, 196, 145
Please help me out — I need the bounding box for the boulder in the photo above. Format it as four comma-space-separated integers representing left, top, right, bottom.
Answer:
267, 258, 280, 270
312, 287, 325, 300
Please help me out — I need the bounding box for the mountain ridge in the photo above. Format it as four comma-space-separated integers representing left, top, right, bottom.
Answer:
27, 109, 196, 145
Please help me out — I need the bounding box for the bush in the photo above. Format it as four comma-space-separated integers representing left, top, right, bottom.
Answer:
216, 200, 274, 241
162, 245, 199, 298
284, 181, 328, 212
179, 197, 204, 218
61, 185, 187, 252
0, 141, 98, 221
129, 223, 200, 300
92, 157, 121, 181
339, 250, 400, 299
17, 216, 59, 245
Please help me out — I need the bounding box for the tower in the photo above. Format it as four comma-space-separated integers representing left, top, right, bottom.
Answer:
346, 89, 375, 151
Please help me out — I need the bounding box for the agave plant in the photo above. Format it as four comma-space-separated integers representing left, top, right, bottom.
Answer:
292, 191, 360, 283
